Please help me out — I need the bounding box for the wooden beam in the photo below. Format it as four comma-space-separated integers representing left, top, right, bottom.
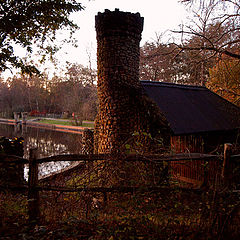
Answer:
36, 153, 221, 164
0, 154, 28, 164
28, 148, 40, 225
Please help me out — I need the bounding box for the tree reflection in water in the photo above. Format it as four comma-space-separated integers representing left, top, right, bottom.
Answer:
0, 123, 84, 179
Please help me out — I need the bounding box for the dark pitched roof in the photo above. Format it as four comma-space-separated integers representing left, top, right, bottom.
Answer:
141, 81, 240, 135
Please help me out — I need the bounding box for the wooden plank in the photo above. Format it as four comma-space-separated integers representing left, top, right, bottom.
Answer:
37, 153, 110, 163
0, 154, 28, 164
36, 153, 221, 164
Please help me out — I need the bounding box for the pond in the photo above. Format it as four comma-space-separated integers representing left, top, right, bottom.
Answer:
0, 123, 85, 178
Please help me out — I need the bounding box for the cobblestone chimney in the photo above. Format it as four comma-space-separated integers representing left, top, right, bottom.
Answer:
94, 9, 169, 153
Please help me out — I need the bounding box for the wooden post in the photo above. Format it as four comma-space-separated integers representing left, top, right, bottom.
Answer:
13, 112, 19, 123
222, 143, 232, 185
28, 148, 40, 225
21, 112, 28, 124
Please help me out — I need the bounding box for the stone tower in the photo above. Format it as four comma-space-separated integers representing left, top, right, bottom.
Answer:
94, 9, 169, 154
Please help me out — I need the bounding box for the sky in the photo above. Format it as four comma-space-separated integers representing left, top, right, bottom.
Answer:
53, 0, 188, 71
3, 0, 188, 78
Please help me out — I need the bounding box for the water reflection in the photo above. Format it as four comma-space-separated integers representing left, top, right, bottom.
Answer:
0, 123, 84, 178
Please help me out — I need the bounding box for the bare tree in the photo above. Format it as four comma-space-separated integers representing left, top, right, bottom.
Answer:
65, 63, 97, 86
140, 34, 213, 85
176, 0, 240, 60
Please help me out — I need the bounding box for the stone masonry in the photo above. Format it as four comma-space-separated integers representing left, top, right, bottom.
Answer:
94, 9, 170, 154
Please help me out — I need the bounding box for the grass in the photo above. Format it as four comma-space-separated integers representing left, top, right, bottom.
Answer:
37, 119, 94, 128
38, 119, 72, 126
81, 122, 95, 128
1, 188, 239, 240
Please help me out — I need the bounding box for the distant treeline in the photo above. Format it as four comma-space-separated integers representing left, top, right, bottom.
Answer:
0, 64, 98, 120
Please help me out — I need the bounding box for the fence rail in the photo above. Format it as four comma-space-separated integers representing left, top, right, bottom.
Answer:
0, 152, 223, 164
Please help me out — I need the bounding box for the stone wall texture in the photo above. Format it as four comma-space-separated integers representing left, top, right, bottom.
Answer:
94, 9, 170, 154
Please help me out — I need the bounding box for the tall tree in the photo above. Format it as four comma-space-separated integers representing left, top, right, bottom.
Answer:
140, 37, 213, 85
140, 41, 186, 83
207, 57, 240, 106
0, 0, 83, 74
65, 63, 97, 86
64, 63, 97, 120
177, 0, 240, 60
48, 64, 97, 120
0, 78, 12, 117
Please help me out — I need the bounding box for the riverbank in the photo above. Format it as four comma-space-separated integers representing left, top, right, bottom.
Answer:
37, 118, 94, 128
0, 118, 94, 134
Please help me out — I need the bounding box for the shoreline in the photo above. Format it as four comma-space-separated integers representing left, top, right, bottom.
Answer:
0, 118, 93, 134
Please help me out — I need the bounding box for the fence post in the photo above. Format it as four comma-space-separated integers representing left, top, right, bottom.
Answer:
21, 112, 28, 124
13, 112, 19, 123
28, 148, 40, 225
222, 143, 232, 185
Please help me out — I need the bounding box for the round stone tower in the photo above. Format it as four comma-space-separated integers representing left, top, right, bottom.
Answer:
95, 9, 169, 154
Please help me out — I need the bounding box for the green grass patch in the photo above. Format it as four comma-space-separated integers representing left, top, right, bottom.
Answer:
38, 119, 73, 126
38, 119, 94, 128
82, 122, 95, 128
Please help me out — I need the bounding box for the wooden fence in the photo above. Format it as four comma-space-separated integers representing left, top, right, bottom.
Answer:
0, 143, 239, 224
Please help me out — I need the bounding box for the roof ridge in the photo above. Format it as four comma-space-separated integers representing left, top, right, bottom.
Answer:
140, 80, 207, 90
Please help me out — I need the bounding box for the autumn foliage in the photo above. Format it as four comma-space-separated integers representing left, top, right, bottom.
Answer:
208, 57, 240, 106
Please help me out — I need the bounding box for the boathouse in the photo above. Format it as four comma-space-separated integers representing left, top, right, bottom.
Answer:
142, 81, 240, 153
